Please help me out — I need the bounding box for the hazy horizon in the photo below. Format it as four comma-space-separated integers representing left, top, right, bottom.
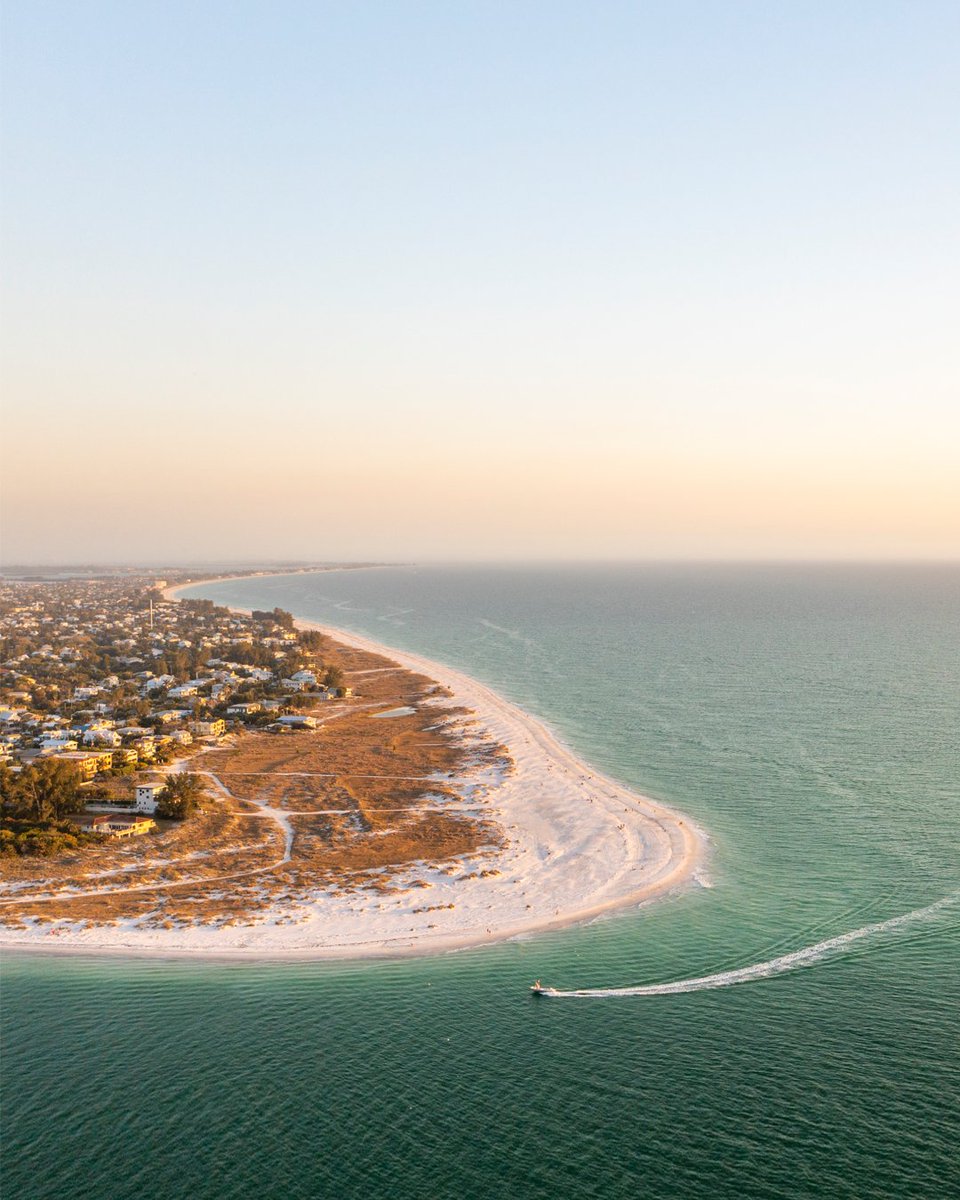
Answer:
2, 556, 958, 573
2, 2, 958, 564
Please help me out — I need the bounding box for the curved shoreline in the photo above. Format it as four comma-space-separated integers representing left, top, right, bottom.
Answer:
0, 575, 705, 961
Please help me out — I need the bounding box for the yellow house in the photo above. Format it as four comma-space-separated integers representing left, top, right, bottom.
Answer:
190, 718, 226, 738
55, 751, 115, 781
90, 815, 156, 838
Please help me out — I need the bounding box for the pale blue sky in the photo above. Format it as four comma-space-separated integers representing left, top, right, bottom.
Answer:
2, 2, 958, 562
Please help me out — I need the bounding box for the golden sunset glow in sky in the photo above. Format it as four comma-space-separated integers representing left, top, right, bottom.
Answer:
2, 2, 958, 563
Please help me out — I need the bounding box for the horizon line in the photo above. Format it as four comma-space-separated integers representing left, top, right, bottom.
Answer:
2, 557, 959, 573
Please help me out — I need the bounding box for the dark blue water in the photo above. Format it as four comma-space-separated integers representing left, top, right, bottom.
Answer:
4, 565, 959, 1198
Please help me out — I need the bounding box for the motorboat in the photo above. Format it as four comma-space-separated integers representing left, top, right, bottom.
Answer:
530, 979, 549, 996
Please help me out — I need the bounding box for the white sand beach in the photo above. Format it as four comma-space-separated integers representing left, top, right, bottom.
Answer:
0, 582, 704, 960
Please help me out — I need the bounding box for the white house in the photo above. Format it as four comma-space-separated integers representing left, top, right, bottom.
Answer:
40, 737, 78, 753
118, 726, 152, 740
244, 668, 274, 683
141, 674, 175, 693
82, 728, 121, 748
135, 785, 161, 814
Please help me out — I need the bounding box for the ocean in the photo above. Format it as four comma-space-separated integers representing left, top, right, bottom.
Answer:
4, 564, 958, 1198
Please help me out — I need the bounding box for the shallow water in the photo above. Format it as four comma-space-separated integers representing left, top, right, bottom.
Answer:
4, 564, 959, 1198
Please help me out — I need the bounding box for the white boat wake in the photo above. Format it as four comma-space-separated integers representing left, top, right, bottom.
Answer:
541, 893, 959, 998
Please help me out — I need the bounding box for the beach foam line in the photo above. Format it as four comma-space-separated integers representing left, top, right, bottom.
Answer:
542, 892, 959, 998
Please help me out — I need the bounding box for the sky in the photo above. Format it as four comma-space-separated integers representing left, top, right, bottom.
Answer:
1, 0, 958, 564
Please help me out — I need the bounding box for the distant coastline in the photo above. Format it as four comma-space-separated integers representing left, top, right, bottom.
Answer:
161, 562, 399, 593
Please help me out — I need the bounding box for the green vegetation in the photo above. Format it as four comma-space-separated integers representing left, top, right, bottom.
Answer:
298, 630, 327, 652
1, 760, 85, 823
252, 607, 295, 631
0, 762, 91, 855
0, 818, 93, 857
182, 599, 229, 617
155, 772, 207, 820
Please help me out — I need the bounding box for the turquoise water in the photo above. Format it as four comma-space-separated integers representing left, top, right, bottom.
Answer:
4, 565, 959, 1198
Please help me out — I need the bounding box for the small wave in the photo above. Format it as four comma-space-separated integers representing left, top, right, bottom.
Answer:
543, 893, 959, 998
476, 618, 538, 650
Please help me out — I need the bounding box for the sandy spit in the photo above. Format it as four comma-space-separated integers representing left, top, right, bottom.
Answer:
0, 574, 705, 961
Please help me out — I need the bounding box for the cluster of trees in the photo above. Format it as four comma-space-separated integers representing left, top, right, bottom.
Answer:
0, 760, 84, 823
0, 761, 91, 856
323, 665, 344, 690
112, 697, 156, 724
215, 642, 281, 668
155, 773, 206, 821
252, 607, 295, 631
0, 633, 35, 659
1, 820, 92, 857
24, 685, 60, 714
298, 630, 327, 653
152, 647, 209, 679
181, 599, 229, 618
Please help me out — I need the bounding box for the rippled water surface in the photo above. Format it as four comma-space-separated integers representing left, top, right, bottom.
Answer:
4, 565, 959, 1198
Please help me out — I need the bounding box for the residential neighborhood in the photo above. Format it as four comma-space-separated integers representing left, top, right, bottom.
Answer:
0, 575, 347, 853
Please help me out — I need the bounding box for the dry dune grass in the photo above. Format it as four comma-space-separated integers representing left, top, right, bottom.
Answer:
0, 797, 285, 928
0, 803, 266, 889
285, 809, 504, 895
